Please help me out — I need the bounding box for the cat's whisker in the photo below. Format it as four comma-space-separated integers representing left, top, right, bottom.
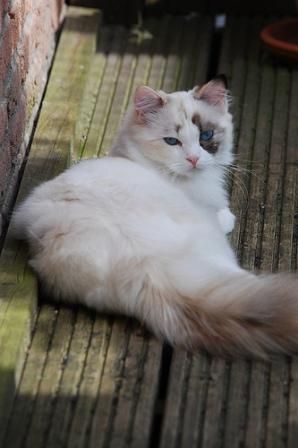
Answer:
227, 164, 264, 185
214, 160, 264, 186
222, 166, 249, 204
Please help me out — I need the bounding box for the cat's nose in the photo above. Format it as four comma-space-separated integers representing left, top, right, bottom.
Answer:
186, 156, 199, 168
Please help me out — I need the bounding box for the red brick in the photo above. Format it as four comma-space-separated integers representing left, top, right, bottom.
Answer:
0, 139, 11, 198
0, 0, 9, 33
7, 96, 26, 159
0, 13, 24, 87
0, 0, 65, 212
8, 0, 27, 24
6, 60, 23, 119
0, 18, 15, 81
0, 100, 8, 143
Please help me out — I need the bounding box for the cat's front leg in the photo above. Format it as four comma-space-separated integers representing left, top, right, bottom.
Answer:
217, 207, 235, 234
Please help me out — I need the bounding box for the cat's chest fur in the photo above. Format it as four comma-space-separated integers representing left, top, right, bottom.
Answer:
177, 167, 227, 212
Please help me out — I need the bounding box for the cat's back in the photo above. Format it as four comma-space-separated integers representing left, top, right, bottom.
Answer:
48, 156, 164, 191
13, 156, 192, 238
36, 156, 184, 206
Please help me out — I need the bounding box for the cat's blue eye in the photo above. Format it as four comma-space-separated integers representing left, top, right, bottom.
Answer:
163, 137, 180, 146
200, 130, 214, 141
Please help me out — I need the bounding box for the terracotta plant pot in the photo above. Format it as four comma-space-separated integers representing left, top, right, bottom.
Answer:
260, 19, 298, 61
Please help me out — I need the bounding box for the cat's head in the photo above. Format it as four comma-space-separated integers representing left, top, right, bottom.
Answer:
117, 76, 233, 177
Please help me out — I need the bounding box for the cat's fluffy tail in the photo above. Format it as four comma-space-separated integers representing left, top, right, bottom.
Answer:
138, 272, 298, 357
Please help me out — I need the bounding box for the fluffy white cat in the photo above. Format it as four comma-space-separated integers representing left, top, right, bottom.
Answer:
12, 76, 298, 357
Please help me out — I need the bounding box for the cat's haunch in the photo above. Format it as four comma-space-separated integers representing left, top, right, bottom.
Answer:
12, 78, 298, 358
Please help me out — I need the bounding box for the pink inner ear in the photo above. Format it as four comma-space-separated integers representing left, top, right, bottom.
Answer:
193, 80, 227, 110
134, 86, 165, 113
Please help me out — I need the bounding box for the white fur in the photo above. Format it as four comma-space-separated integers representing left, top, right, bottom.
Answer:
218, 207, 236, 234
13, 82, 298, 357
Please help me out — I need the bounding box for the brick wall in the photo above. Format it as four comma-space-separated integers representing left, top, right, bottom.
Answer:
0, 0, 65, 238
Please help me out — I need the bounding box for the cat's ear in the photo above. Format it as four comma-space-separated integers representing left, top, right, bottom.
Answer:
134, 86, 166, 123
192, 75, 228, 112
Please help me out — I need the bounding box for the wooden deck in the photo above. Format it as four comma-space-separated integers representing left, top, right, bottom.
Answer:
0, 6, 298, 447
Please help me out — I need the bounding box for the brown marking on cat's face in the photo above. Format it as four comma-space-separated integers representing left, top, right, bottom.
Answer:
200, 140, 219, 154
175, 124, 181, 134
191, 113, 226, 155
192, 114, 200, 129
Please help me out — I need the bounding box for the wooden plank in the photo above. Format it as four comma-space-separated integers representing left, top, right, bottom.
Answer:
106, 329, 153, 448
245, 362, 270, 448
180, 353, 210, 447
0, 6, 100, 443
86, 319, 131, 447
160, 351, 210, 448
260, 68, 290, 273
201, 359, 230, 448
254, 64, 291, 448
266, 360, 290, 448
1, 305, 57, 448
230, 18, 265, 261
43, 310, 94, 448
279, 69, 298, 448
71, 24, 111, 162
218, 17, 250, 151
160, 351, 192, 448
23, 308, 75, 448
81, 26, 129, 158
64, 316, 112, 448
99, 29, 143, 153
129, 338, 163, 448
223, 360, 250, 448
192, 17, 213, 86
3, 307, 74, 448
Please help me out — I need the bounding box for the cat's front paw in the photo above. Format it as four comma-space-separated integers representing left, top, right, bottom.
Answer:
218, 208, 235, 234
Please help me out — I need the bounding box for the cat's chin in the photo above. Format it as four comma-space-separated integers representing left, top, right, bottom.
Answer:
169, 168, 198, 179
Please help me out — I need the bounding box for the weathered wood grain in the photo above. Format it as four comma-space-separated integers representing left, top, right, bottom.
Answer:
71, 23, 111, 162
286, 69, 298, 448
258, 67, 291, 448
23, 308, 76, 448
223, 360, 250, 448
81, 25, 129, 158
64, 316, 112, 448
3, 305, 58, 447
0, 7, 101, 444
160, 17, 298, 448
180, 353, 210, 447
44, 310, 94, 448
244, 361, 269, 448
